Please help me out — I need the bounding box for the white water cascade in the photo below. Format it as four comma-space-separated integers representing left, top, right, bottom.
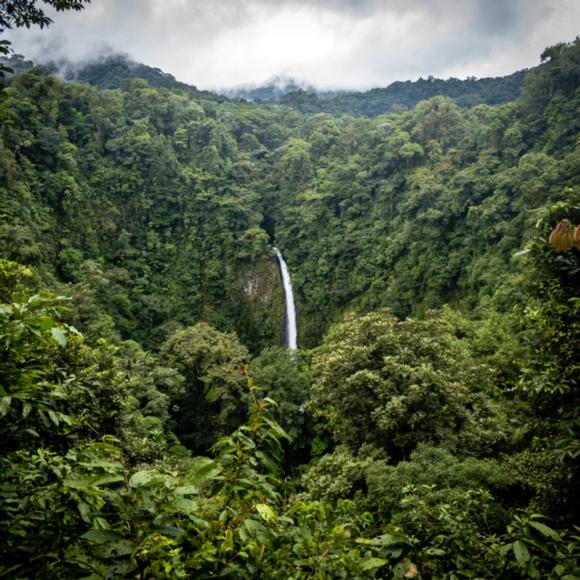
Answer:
273, 247, 297, 350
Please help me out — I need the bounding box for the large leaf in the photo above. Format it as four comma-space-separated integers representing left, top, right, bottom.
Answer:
185, 457, 221, 487
360, 557, 389, 571
78, 460, 124, 470
174, 485, 199, 496
51, 327, 67, 347
529, 520, 561, 541
128, 470, 156, 488
0, 396, 12, 417
92, 475, 125, 486
99, 539, 136, 559
47, 410, 60, 426
166, 497, 199, 515
366, 533, 411, 547
513, 540, 530, 566
255, 503, 276, 523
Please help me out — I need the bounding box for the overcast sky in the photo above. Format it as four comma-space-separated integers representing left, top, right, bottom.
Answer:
5, 0, 580, 90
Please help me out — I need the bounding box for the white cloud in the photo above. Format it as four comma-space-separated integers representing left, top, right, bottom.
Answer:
5, 0, 580, 90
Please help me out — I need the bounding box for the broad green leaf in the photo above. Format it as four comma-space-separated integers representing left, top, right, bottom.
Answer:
93, 517, 111, 530
60, 413, 73, 426
51, 327, 67, 347
529, 520, 561, 541
367, 533, 411, 547
244, 518, 266, 535
27, 294, 43, 307
47, 409, 60, 426
92, 475, 125, 486
167, 497, 199, 514
360, 557, 389, 572
513, 540, 530, 566
255, 503, 276, 523
100, 539, 136, 558
78, 501, 92, 523
128, 470, 156, 488
64, 476, 94, 490
174, 485, 199, 495
0, 396, 12, 417
79, 460, 124, 470
528, 563, 541, 579
185, 457, 220, 487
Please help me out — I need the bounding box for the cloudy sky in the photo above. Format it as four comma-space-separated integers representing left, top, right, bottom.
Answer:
5, 0, 580, 90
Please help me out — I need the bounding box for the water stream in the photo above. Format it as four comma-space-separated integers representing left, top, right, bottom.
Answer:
273, 247, 297, 350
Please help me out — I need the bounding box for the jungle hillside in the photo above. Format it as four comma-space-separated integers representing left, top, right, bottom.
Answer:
1, 2, 580, 578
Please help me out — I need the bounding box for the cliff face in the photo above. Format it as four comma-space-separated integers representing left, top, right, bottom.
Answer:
237, 254, 285, 352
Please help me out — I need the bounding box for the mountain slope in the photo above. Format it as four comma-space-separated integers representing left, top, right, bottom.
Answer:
2, 52, 525, 117
224, 70, 526, 116
1, 40, 579, 349
277, 70, 526, 116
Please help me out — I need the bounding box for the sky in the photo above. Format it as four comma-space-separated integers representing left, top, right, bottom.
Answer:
5, 0, 580, 90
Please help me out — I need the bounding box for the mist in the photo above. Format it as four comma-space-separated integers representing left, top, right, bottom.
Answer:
5, 0, 579, 90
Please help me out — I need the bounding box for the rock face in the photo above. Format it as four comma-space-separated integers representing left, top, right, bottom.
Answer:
237, 255, 284, 352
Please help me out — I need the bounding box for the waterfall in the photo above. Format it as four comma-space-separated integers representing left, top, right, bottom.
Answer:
273, 247, 297, 350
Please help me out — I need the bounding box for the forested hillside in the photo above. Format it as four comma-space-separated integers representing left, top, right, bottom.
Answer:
1, 52, 525, 118
221, 70, 525, 116
1, 41, 578, 347
249, 70, 525, 117
1, 28, 580, 578
0, 53, 227, 101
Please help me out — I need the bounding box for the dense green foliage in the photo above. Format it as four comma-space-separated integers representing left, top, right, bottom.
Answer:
62, 54, 226, 103
224, 70, 525, 117
1, 33, 579, 578
2, 39, 580, 349
0, 66, 291, 350
275, 71, 525, 117
4, 53, 524, 117
309, 311, 509, 459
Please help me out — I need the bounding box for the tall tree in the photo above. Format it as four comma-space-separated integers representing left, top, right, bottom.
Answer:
159, 323, 249, 453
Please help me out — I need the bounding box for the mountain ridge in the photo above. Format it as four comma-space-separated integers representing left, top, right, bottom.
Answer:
2, 52, 526, 117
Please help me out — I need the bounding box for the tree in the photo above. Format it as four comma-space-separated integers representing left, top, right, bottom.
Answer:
251, 347, 313, 463
512, 192, 580, 523
519, 190, 580, 406
309, 310, 509, 459
159, 322, 249, 453
0, 0, 90, 31
0, 0, 91, 115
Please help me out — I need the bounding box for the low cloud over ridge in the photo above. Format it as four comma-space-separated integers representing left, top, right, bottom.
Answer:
5, 0, 579, 90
